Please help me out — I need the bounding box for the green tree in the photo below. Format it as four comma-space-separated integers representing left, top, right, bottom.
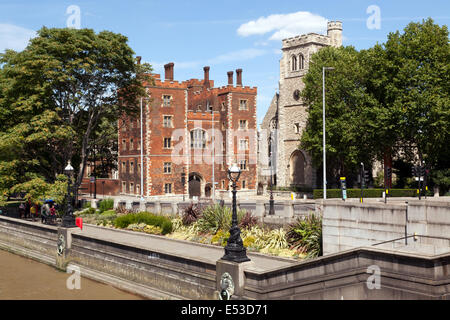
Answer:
382, 18, 450, 190
300, 46, 378, 185
300, 19, 449, 190
0, 27, 152, 199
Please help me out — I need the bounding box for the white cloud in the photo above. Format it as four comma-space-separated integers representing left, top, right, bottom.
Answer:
237, 11, 327, 41
0, 24, 36, 52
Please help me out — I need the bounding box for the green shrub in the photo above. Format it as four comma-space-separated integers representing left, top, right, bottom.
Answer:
83, 201, 91, 209
287, 213, 322, 258
113, 212, 173, 235
98, 198, 114, 213
313, 188, 420, 199
87, 207, 96, 215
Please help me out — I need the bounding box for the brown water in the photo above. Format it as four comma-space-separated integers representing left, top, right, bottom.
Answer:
0, 249, 144, 300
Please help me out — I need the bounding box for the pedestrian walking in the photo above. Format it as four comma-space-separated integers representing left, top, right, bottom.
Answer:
41, 202, 50, 224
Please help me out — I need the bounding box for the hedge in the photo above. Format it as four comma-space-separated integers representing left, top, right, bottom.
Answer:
313, 188, 431, 199
113, 212, 173, 234
273, 186, 314, 193
98, 198, 114, 213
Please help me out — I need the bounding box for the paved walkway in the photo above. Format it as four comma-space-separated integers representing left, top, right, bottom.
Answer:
72, 223, 298, 273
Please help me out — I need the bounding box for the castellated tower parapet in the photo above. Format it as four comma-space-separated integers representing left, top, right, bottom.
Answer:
327, 21, 343, 47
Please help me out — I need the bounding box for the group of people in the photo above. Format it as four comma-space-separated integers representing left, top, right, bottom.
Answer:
18, 199, 57, 224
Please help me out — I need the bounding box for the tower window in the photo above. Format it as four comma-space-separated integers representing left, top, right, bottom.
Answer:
291, 55, 297, 71
299, 54, 305, 70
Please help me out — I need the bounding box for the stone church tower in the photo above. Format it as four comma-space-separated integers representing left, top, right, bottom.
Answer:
260, 21, 342, 190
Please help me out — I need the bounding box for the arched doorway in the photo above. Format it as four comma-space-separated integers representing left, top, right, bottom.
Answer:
205, 184, 212, 198
289, 150, 305, 186
189, 173, 202, 198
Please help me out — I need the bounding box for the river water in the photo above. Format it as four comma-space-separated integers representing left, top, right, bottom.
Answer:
0, 249, 143, 300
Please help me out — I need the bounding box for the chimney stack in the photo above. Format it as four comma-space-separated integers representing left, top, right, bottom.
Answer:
236, 68, 242, 86
203, 66, 210, 87
136, 56, 142, 65
227, 71, 233, 85
164, 62, 174, 81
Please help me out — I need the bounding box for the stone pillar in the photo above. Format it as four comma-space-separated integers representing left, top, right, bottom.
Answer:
283, 200, 294, 218
91, 199, 99, 209
56, 227, 73, 270
113, 198, 120, 209
171, 202, 178, 215
154, 201, 161, 214
139, 200, 146, 212
125, 200, 133, 210
216, 259, 253, 299
255, 200, 265, 221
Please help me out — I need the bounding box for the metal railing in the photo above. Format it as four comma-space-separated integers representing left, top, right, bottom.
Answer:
373, 234, 450, 246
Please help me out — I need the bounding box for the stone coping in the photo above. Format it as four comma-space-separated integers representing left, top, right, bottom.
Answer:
244, 245, 450, 277
76, 223, 298, 273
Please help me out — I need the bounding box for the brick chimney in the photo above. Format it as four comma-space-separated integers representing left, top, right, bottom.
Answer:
136, 56, 142, 65
227, 71, 233, 85
203, 66, 210, 88
236, 68, 242, 86
164, 62, 174, 81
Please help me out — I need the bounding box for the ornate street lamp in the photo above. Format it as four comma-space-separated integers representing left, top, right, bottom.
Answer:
221, 164, 250, 263
268, 133, 275, 215
62, 161, 76, 228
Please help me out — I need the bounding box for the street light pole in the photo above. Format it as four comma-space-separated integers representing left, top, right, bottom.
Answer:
140, 97, 144, 202
268, 132, 275, 215
211, 106, 215, 203
322, 66, 334, 200
62, 161, 76, 228
222, 164, 250, 263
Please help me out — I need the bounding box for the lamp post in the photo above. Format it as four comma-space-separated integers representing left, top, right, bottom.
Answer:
181, 172, 186, 202
221, 164, 250, 263
62, 161, 76, 228
322, 66, 334, 200
140, 96, 145, 202
268, 133, 275, 215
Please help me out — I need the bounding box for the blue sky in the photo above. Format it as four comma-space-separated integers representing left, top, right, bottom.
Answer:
1, 0, 449, 125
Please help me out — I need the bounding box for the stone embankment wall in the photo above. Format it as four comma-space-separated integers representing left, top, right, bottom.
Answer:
1, 214, 449, 300
323, 200, 450, 255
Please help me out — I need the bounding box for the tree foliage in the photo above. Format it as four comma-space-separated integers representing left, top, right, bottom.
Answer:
300, 18, 449, 190
0, 27, 152, 201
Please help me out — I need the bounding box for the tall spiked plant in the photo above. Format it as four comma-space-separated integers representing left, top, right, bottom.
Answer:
287, 213, 322, 258
197, 204, 247, 233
